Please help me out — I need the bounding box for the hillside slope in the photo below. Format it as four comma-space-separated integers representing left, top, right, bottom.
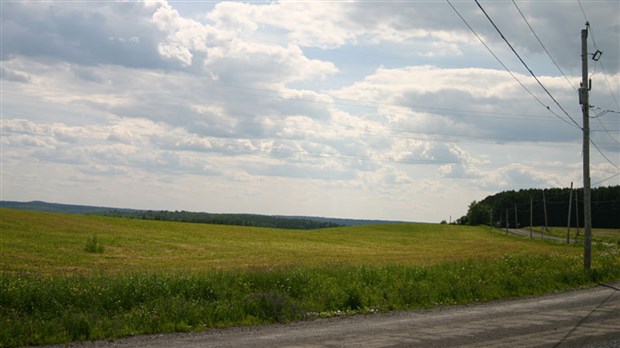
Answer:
1, 208, 581, 275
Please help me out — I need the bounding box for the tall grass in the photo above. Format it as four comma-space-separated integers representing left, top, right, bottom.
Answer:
2, 209, 619, 346
2, 249, 619, 347
83, 234, 104, 253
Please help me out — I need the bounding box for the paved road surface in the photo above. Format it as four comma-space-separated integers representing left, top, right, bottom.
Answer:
64, 282, 620, 348
506, 228, 568, 242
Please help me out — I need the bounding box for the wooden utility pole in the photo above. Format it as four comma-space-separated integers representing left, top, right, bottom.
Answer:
505, 208, 509, 233
567, 182, 573, 244
575, 190, 580, 243
529, 197, 533, 239
514, 204, 518, 229
580, 24, 593, 270
542, 190, 548, 236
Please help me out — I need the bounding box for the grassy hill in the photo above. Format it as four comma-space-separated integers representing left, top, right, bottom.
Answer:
0, 208, 585, 274
1, 208, 619, 347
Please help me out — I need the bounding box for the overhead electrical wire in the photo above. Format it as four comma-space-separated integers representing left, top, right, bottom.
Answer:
599, 65, 620, 110
576, 6, 620, 169
475, 0, 582, 130
446, 0, 579, 130
575, 6, 620, 167
594, 116, 620, 145
590, 107, 620, 118
40, 0, 589, 132
6, 1, 612, 174
578, 0, 598, 48
589, 139, 618, 168
578, 2, 620, 110
448, 0, 617, 171
214, 83, 573, 124
511, 0, 577, 93
593, 173, 620, 186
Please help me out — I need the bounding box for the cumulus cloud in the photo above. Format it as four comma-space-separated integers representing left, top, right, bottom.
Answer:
332, 65, 583, 144
345, 1, 619, 73
2, 0, 618, 222
0, 117, 226, 177
478, 163, 565, 190
1, 1, 170, 69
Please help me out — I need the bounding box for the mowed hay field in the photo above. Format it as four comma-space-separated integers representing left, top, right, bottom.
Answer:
2, 208, 619, 347
0, 208, 583, 274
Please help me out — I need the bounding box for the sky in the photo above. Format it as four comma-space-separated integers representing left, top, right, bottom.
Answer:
1, 0, 619, 223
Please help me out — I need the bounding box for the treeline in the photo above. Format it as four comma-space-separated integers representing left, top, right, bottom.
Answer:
458, 185, 619, 229
94, 210, 343, 230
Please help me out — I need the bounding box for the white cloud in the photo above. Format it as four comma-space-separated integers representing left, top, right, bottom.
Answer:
204, 40, 338, 86
332, 65, 583, 144
479, 163, 565, 190
2, 0, 618, 223
152, 2, 216, 65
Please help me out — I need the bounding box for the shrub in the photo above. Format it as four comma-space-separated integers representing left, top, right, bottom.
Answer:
84, 234, 104, 253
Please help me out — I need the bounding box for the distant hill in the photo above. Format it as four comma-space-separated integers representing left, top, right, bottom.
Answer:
277, 215, 414, 226
0, 200, 411, 229
0, 200, 412, 227
0, 200, 138, 215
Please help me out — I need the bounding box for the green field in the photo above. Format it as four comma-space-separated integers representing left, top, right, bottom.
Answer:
0, 208, 590, 274
1, 208, 619, 347
526, 226, 620, 244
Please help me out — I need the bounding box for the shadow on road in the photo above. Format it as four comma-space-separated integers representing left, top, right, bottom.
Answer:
553, 284, 619, 348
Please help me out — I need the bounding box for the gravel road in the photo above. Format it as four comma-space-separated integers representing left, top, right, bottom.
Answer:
58, 282, 620, 348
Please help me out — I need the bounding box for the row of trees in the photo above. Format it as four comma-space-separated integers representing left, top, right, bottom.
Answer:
458, 185, 619, 229
94, 210, 342, 230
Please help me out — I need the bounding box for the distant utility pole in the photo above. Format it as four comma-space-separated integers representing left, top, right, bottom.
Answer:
580, 24, 593, 270
567, 182, 573, 245
575, 190, 580, 243
542, 190, 548, 234
529, 197, 533, 239
514, 204, 518, 229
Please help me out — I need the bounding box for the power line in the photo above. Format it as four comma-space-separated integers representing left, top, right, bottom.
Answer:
578, 1, 598, 48
574, 9, 620, 168
598, 63, 620, 110
594, 116, 620, 145
446, 0, 580, 131
578, 4, 620, 110
593, 173, 620, 186
511, 0, 577, 93
590, 109, 620, 147
590, 138, 618, 168
1, 73, 579, 127
590, 107, 620, 118
475, 0, 582, 130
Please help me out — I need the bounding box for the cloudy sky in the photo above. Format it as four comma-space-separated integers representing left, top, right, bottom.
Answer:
1, 0, 618, 222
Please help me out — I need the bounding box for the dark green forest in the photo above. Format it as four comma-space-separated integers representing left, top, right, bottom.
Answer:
94, 210, 342, 230
458, 185, 619, 229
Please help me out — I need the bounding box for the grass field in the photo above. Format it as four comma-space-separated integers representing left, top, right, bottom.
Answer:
526, 226, 620, 244
1, 208, 619, 347
0, 208, 590, 274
